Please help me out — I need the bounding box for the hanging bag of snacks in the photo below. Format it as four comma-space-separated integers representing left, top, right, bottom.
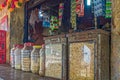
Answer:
71, 0, 77, 30
59, 3, 64, 26
105, 0, 112, 18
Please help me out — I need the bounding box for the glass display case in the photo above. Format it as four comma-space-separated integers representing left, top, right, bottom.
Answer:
69, 42, 94, 80
44, 34, 67, 79
68, 29, 110, 80
45, 43, 62, 78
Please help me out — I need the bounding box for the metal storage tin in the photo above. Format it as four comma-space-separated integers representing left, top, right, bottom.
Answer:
68, 29, 110, 80
21, 43, 33, 71
31, 45, 41, 74
14, 44, 24, 70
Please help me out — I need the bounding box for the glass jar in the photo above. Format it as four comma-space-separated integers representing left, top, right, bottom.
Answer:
21, 42, 33, 71
14, 44, 24, 70
39, 44, 45, 76
31, 45, 41, 74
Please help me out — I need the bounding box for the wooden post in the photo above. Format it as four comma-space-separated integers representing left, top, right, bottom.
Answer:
111, 0, 120, 79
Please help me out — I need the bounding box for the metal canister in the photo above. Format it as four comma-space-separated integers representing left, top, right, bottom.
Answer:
31, 45, 41, 74
39, 44, 45, 76
21, 42, 33, 71
14, 44, 24, 70
10, 44, 17, 68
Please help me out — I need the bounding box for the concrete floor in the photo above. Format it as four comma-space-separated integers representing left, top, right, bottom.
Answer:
0, 64, 60, 80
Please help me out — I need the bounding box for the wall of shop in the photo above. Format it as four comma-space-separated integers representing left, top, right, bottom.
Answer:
111, 0, 120, 80
0, 7, 10, 63
10, 6, 24, 47
0, 6, 24, 63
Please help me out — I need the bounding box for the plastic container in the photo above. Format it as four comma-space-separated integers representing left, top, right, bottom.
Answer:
31, 45, 41, 74
39, 44, 45, 76
21, 42, 33, 71
14, 44, 24, 70
10, 44, 17, 68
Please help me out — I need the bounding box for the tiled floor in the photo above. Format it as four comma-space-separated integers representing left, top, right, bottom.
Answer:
0, 64, 59, 80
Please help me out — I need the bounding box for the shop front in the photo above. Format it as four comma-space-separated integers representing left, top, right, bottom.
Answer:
0, 0, 114, 80
21, 0, 111, 80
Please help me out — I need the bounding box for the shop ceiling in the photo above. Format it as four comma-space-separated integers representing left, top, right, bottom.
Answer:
28, 0, 64, 10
